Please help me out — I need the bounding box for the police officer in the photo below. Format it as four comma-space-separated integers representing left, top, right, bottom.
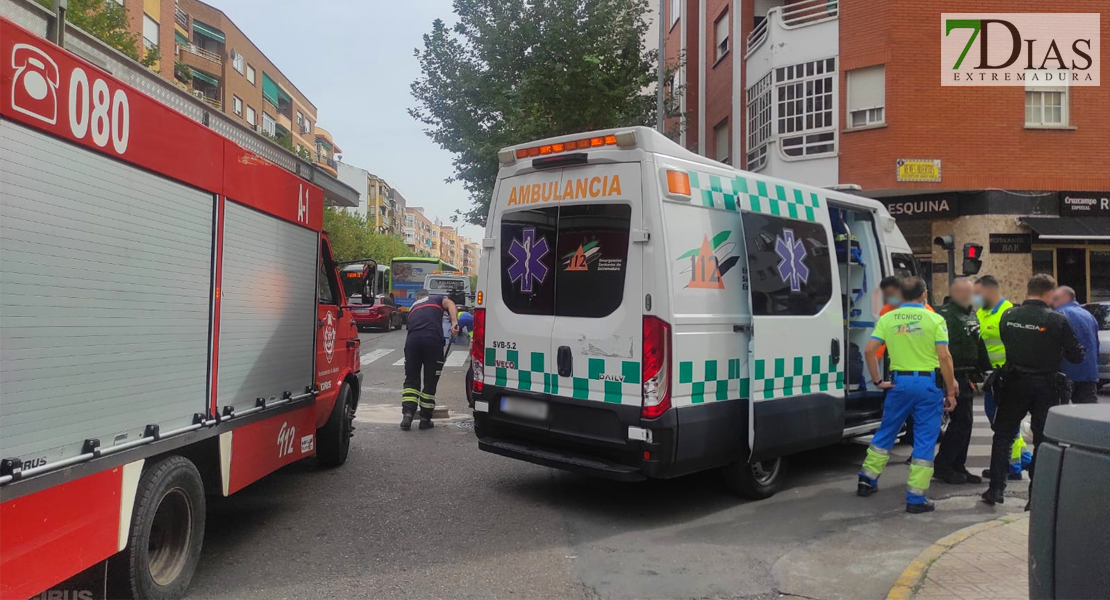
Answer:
974, 275, 1028, 480
934, 278, 992, 484
401, 289, 459, 431
982, 274, 1085, 506
859, 277, 957, 514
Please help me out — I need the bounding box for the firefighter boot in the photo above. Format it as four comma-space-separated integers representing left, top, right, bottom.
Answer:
400, 406, 415, 431
418, 406, 435, 430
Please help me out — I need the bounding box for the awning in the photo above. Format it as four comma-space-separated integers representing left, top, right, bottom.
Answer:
1020, 217, 1110, 241
261, 72, 291, 108
189, 68, 219, 87
174, 31, 189, 45
191, 19, 225, 43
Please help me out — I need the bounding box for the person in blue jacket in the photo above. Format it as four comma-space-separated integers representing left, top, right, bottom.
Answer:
1052, 285, 1100, 404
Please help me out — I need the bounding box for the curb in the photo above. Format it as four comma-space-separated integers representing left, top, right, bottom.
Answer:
886, 513, 1029, 600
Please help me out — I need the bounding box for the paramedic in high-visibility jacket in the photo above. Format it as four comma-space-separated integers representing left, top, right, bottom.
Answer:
858, 276, 957, 514
401, 289, 459, 431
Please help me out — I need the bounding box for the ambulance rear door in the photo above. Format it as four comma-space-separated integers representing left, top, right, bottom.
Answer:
741, 177, 845, 460
485, 162, 643, 432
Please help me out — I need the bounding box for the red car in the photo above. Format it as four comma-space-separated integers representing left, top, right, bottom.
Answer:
349, 294, 403, 331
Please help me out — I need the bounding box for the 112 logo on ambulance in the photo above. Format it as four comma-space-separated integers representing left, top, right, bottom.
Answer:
676, 231, 741, 289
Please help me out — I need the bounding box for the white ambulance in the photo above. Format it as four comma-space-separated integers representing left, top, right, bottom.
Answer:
470, 127, 920, 498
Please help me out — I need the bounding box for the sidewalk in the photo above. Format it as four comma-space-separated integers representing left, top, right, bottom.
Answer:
888, 513, 1030, 600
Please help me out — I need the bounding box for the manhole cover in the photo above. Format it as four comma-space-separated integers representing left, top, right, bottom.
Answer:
454, 420, 475, 430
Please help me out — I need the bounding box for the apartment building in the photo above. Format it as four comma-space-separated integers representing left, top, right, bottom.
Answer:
315, 127, 341, 177
404, 207, 436, 255
460, 238, 481, 276
123, 0, 336, 163
335, 161, 370, 220
665, 0, 1110, 302
438, 225, 459, 267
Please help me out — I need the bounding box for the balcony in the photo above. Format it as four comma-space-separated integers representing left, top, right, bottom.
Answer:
177, 42, 221, 65
744, 0, 839, 187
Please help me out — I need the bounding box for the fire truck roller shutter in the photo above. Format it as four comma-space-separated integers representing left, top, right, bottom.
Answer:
217, 201, 317, 414
0, 120, 214, 464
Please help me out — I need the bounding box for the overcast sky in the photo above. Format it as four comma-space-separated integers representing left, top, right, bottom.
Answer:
215, 0, 485, 240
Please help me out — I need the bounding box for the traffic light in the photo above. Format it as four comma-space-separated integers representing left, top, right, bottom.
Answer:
933, 235, 955, 250
963, 243, 984, 276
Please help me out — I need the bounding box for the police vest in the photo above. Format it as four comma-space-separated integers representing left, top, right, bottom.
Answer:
977, 299, 1013, 368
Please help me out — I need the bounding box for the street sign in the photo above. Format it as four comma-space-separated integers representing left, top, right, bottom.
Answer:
896, 159, 942, 182
989, 233, 1032, 254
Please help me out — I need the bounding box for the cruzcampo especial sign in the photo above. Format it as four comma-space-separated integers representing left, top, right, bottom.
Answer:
896, 159, 942, 183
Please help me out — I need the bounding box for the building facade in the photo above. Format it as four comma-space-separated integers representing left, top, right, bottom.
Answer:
123, 0, 337, 168
335, 162, 370, 220
665, 0, 1110, 302
460, 237, 481, 276
438, 225, 459, 267
404, 207, 435, 255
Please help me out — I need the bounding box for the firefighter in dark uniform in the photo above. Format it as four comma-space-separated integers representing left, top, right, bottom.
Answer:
982, 274, 1085, 506
933, 278, 993, 484
401, 289, 459, 431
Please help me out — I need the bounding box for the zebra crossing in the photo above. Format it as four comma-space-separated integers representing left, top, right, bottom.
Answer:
358, 345, 470, 369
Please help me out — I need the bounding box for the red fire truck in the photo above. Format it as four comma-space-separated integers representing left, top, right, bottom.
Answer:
0, 18, 362, 599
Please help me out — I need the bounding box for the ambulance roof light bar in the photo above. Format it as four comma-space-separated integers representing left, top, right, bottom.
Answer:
497, 130, 637, 166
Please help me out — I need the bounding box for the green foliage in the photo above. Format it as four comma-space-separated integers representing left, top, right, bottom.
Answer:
265, 130, 295, 152
411, 0, 678, 226
174, 61, 193, 84
323, 207, 412, 265
37, 0, 155, 67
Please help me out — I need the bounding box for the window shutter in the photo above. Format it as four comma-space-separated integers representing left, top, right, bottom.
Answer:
142, 15, 159, 44
847, 65, 885, 112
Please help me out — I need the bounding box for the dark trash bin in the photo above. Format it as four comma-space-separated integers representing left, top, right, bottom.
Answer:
1028, 403, 1110, 599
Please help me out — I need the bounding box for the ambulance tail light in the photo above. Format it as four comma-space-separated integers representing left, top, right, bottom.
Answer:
471, 308, 486, 396
641, 316, 672, 419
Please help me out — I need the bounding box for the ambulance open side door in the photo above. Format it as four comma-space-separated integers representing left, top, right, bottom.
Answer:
741, 184, 846, 462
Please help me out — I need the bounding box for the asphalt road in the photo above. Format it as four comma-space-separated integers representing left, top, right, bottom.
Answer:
186, 328, 1050, 600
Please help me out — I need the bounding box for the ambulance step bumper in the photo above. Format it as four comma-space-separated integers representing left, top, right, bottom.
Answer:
478, 436, 647, 482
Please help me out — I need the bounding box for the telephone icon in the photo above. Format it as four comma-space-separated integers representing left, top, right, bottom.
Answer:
11, 43, 60, 125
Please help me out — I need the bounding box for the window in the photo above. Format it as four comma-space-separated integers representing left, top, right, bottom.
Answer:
670, 0, 680, 26
232, 95, 242, 116
847, 65, 885, 129
500, 205, 631, 318
891, 253, 918, 280
1025, 87, 1068, 127
261, 112, 276, 136
245, 106, 255, 126
714, 119, 729, 163
230, 50, 244, 74
142, 14, 159, 51
714, 11, 730, 62
743, 213, 833, 316
746, 72, 772, 171
246, 64, 256, 85
296, 111, 304, 130
1032, 249, 1054, 277
302, 118, 312, 135
318, 262, 337, 306
776, 58, 836, 157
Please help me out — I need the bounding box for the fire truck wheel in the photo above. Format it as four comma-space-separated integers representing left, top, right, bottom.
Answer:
115, 455, 206, 600
317, 382, 353, 468
722, 456, 787, 500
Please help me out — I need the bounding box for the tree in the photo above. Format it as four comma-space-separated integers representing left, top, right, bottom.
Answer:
323, 208, 412, 265
36, 0, 159, 67
411, 0, 677, 226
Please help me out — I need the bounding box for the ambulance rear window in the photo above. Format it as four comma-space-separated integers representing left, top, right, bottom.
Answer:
499, 204, 631, 318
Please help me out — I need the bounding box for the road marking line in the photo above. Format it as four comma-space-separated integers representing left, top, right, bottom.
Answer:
444, 349, 468, 367
392, 357, 406, 366
360, 348, 395, 365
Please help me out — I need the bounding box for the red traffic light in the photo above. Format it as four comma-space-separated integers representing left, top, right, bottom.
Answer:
963, 243, 983, 260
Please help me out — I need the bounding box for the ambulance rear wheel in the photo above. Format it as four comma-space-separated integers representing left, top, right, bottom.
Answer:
115, 455, 205, 600
722, 456, 787, 500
